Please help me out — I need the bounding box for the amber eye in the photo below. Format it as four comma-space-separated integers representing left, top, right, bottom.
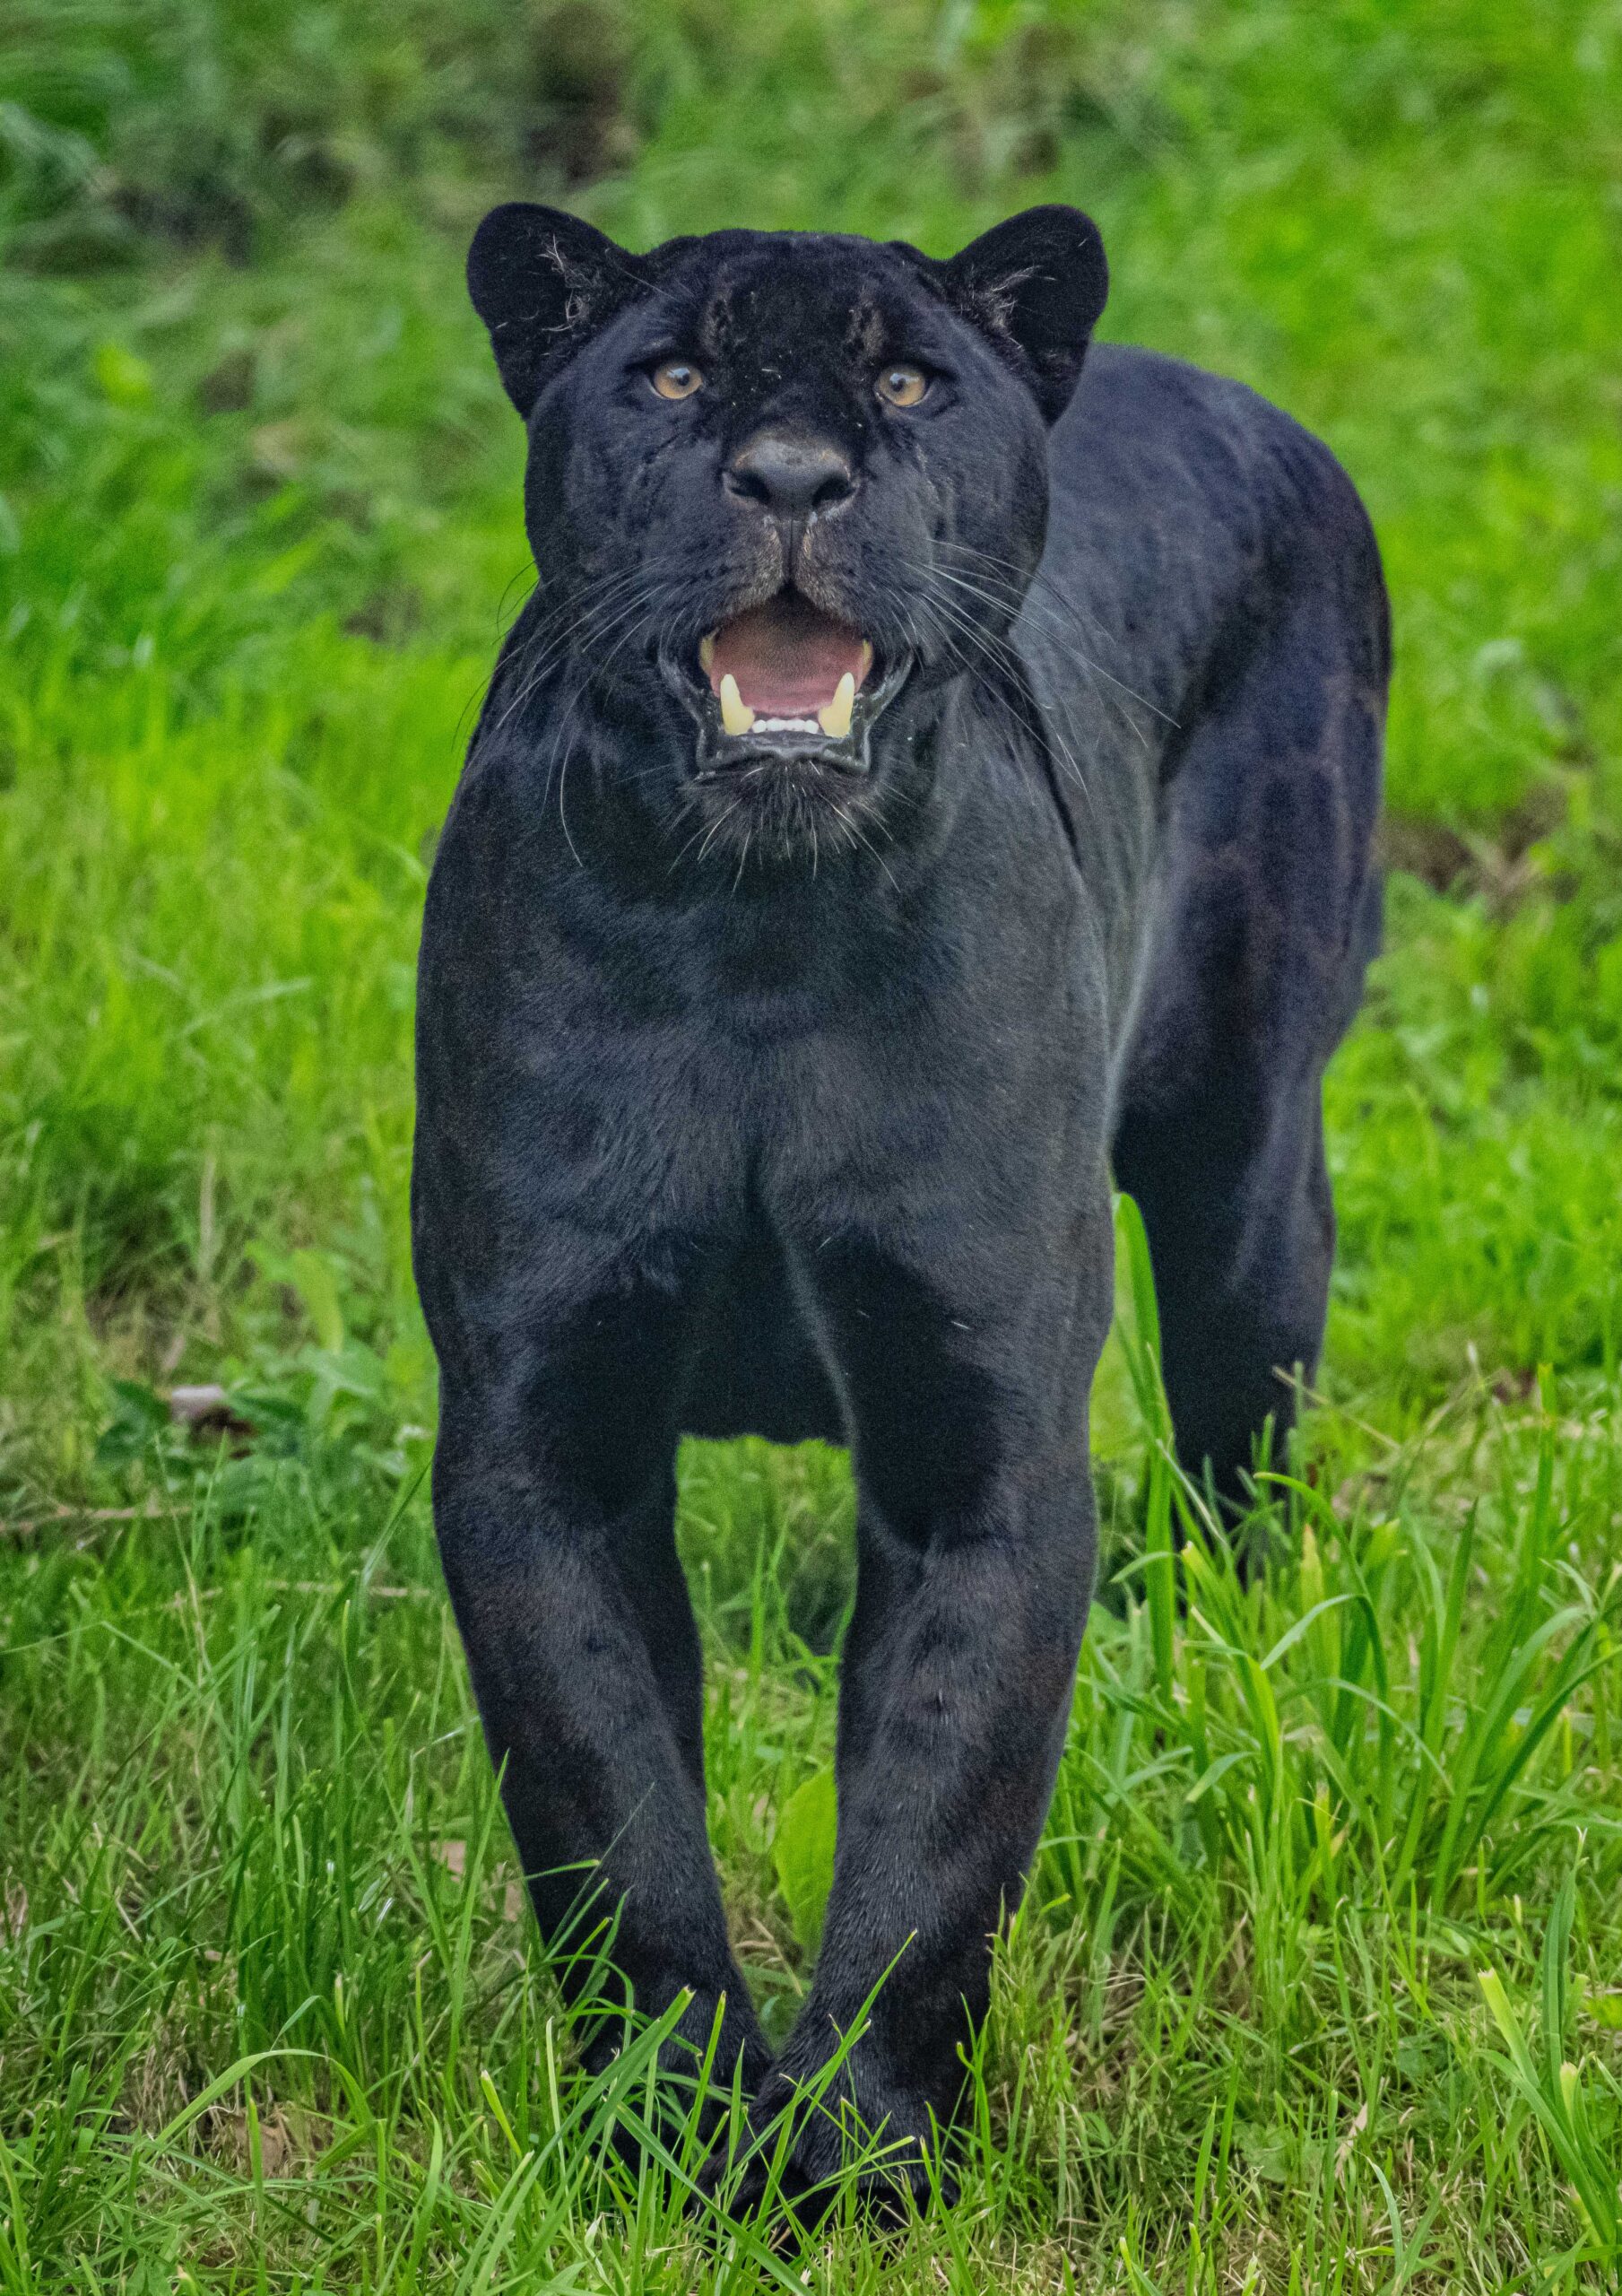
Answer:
651, 359, 704, 401
876, 363, 930, 408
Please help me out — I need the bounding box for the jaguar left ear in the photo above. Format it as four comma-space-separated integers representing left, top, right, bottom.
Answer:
942, 205, 1108, 423
468, 203, 652, 419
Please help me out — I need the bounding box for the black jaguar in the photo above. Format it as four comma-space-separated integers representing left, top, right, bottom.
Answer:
412, 200, 1387, 2213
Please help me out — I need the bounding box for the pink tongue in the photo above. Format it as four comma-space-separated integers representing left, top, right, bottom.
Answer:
708, 596, 868, 715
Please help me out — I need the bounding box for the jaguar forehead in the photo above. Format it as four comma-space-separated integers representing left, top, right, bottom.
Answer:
700, 265, 792, 358
843, 296, 887, 363
697, 259, 895, 372
698, 276, 739, 358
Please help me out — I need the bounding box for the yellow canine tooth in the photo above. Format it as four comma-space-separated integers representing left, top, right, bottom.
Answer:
818, 671, 855, 740
698, 633, 716, 674
857, 639, 873, 682
719, 673, 755, 737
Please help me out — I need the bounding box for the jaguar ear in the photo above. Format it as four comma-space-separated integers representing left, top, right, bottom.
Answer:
467, 203, 651, 419
942, 205, 1108, 423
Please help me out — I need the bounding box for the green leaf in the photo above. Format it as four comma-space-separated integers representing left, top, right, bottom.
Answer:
287, 1247, 345, 1353
773, 1767, 837, 1959
93, 1377, 170, 1467
93, 340, 154, 406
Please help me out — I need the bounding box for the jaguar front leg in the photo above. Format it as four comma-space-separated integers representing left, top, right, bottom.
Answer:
429, 1278, 773, 2142
709, 1214, 1111, 2216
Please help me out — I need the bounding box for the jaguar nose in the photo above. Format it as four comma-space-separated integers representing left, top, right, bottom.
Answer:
724, 431, 856, 520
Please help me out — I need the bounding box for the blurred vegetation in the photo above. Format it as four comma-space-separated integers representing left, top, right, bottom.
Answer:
2, 2, 1621, 2286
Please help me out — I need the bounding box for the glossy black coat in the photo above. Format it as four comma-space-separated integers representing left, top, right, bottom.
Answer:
412, 204, 1387, 2211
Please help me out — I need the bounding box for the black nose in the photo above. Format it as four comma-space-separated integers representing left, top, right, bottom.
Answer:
724, 431, 856, 519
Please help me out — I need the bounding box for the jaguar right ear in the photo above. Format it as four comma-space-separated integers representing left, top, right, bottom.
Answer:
941, 205, 1108, 424
467, 204, 652, 419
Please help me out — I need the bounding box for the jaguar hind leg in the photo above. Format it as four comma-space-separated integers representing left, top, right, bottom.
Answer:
1111, 561, 1385, 1520
1114, 1065, 1343, 1518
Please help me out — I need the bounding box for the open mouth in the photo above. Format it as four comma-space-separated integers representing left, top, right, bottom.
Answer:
664, 593, 908, 778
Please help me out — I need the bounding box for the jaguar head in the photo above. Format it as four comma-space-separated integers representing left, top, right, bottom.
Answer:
469, 203, 1106, 864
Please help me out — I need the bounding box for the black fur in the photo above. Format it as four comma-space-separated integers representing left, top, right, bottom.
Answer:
413, 203, 1387, 2212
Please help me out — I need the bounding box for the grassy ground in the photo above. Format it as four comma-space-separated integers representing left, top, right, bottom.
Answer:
3, 1, 1621, 2286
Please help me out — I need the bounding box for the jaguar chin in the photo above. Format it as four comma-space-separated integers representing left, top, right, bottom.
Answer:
413, 196, 1387, 2216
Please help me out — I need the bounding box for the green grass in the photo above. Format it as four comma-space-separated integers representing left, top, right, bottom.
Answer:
3, 0, 1622, 2284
